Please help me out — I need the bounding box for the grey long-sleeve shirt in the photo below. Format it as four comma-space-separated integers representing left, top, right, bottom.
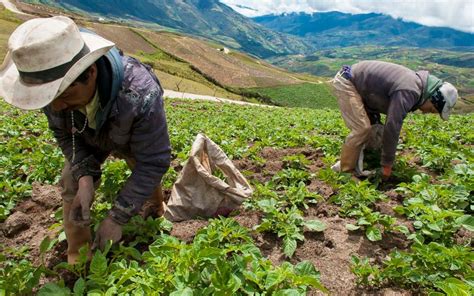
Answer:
350, 60, 429, 167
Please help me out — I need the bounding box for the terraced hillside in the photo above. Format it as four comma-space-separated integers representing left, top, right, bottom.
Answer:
0, 5, 329, 107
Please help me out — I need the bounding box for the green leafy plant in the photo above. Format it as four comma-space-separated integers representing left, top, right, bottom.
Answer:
43, 218, 328, 294
282, 154, 310, 170
122, 216, 173, 246
345, 206, 400, 242
254, 199, 326, 257
271, 168, 312, 189
395, 174, 473, 244
284, 181, 321, 209
97, 159, 131, 203
430, 277, 474, 296
352, 242, 474, 293
330, 180, 400, 241
0, 247, 48, 295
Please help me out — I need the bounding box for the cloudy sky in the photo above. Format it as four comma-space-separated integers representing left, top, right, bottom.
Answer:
220, 0, 474, 33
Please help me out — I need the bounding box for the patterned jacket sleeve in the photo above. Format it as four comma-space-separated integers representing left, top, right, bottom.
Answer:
109, 84, 171, 224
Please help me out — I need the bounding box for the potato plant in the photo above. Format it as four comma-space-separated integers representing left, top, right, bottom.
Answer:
0, 99, 473, 295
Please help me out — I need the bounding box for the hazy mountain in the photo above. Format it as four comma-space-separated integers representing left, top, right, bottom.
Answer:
253, 12, 474, 49
24, 0, 314, 58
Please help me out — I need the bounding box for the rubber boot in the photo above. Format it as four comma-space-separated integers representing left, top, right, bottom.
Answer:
63, 201, 92, 264
141, 185, 166, 219
340, 143, 362, 173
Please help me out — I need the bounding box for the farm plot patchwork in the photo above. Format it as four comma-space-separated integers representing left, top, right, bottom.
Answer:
0, 99, 473, 295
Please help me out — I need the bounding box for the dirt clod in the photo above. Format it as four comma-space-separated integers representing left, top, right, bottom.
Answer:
31, 182, 62, 209
3, 211, 31, 237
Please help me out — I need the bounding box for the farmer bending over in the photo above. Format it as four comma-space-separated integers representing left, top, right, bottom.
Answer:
0, 16, 171, 263
331, 60, 458, 180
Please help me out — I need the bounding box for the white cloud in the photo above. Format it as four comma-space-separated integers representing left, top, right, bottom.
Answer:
220, 0, 474, 33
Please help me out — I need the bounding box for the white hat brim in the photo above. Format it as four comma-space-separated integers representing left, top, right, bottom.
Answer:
439, 82, 458, 121
0, 31, 114, 110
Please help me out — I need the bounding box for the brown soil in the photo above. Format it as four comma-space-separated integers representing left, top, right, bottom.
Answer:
0, 183, 66, 268
0, 147, 415, 295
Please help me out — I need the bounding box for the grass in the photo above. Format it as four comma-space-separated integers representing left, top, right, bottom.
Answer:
135, 50, 244, 100
249, 82, 338, 109
0, 8, 21, 60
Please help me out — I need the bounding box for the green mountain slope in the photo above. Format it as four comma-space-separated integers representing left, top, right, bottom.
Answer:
22, 0, 314, 58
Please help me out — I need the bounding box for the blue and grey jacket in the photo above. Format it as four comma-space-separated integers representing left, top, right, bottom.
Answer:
43, 48, 171, 223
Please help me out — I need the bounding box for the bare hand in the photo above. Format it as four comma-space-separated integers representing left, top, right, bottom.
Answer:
70, 176, 94, 226
93, 216, 123, 250
381, 165, 392, 182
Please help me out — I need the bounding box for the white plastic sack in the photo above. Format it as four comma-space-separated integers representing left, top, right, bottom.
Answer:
164, 134, 253, 222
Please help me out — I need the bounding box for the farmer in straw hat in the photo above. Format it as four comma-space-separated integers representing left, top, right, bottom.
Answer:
0, 16, 171, 263
331, 60, 458, 180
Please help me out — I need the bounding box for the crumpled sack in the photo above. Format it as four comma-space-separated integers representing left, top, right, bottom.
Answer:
164, 133, 253, 222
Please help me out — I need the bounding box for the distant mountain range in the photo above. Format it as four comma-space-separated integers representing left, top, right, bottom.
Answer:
253, 12, 474, 49
22, 0, 314, 58
22, 1, 474, 56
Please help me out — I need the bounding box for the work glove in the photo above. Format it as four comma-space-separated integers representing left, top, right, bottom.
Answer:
93, 216, 123, 250
70, 176, 95, 227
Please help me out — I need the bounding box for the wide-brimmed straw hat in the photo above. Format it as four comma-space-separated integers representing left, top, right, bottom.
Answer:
0, 16, 114, 110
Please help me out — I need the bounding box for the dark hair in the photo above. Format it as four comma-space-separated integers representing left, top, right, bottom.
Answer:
431, 88, 446, 114
73, 64, 94, 84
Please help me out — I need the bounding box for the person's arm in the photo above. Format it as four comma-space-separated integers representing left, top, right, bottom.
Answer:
381, 90, 419, 177
43, 107, 102, 181
108, 88, 171, 224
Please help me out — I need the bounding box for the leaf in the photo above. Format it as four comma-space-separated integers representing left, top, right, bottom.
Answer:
198, 247, 223, 260
295, 261, 318, 276
105, 287, 118, 296
296, 275, 328, 293
357, 218, 371, 226
273, 289, 304, 296
73, 278, 85, 296
90, 251, 107, 276
394, 225, 410, 235
366, 227, 382, 241
39, 236, 56, 254
54, 262, 75, 273
305, 219, 326, 232
346, 223, 361, 231
58, 231, 67, 242
464, 275, 474, 288
38, 283, 71, 296
170, 287, 194, 296
265, 271, 283, 289
230, 274, 243, 292
456, 215, 474, 232
427, 223, 442, 232
434, 277, 472, 296
413, 221, 423, 229
255, 220, 272, 232
283, 237, 297, 258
